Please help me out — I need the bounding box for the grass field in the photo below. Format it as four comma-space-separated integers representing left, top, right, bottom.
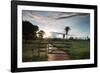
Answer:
22, 39, 90, 62
70, 40, 90, 59
52, 40, 90, 60
22, 39, 48, 62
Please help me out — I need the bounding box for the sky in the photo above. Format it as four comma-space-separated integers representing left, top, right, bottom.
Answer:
22, 10, 90, 39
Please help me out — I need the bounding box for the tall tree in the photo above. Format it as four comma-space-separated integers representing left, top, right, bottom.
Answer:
22, 21, 39, 40
63, 34, 65, 39
65, 26, 70, 39
37, 30, 45, 57
38, 30, 45, 39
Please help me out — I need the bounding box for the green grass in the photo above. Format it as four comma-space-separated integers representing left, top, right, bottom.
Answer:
69, 40, 90, 60
22, 39, 48, 62
52, 40, 90, 60
22, 39, 90, 62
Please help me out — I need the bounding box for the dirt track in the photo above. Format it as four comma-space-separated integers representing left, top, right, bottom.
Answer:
47, 44, 69, 61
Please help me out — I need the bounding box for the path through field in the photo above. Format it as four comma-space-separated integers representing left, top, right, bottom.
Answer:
47, 44, 69, 61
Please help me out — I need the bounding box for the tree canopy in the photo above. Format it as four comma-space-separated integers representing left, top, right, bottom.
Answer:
22, 21, 39, 39
38, 30, 45, 39
65, 26, 70, 35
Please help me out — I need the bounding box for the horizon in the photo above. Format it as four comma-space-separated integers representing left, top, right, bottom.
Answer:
22, 10, 90, 39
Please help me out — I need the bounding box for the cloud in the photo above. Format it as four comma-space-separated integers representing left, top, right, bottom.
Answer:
22, 10, 90, 38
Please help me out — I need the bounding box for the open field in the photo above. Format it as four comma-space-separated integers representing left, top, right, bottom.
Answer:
51, 40, 90, 60
22, 39, 90, 62
22, 39, 48, 62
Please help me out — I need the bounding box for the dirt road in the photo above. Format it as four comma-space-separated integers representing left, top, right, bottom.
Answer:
47, 44, 69, 61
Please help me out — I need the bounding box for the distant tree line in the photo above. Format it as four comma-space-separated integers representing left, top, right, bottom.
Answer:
69, 36, 90, 40
64, 26, 89, 41
22, 21, 90, 41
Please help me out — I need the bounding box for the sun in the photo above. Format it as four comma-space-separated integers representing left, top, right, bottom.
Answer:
43, 32, 51, 38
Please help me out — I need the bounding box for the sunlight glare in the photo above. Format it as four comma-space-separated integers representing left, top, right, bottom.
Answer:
44, 32, 51, 38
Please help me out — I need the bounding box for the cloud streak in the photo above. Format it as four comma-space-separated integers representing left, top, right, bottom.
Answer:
22, 10, 90, 38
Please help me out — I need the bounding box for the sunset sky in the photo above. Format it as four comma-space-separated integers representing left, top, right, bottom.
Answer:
22, 10, 90, 39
